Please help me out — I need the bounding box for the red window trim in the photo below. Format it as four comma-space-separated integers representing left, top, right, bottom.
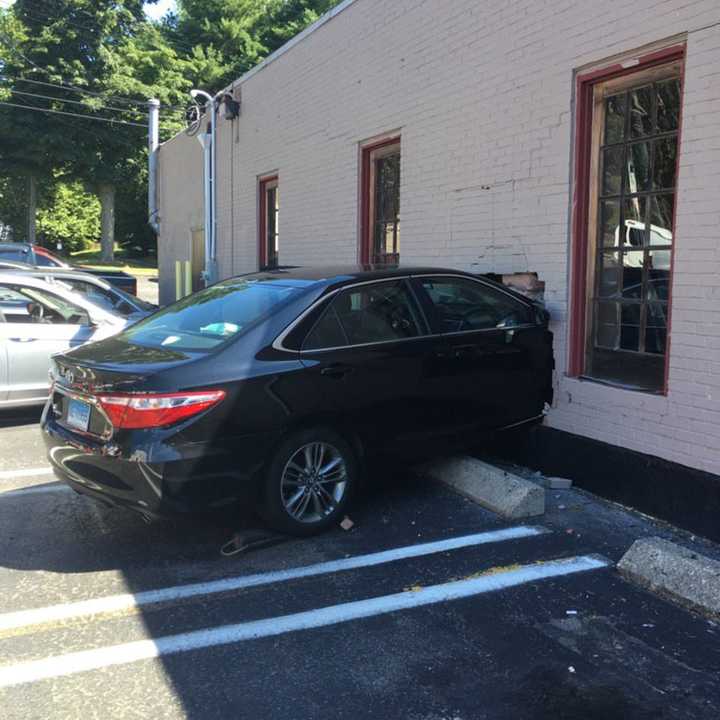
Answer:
359, 136, 400, 265
568, 44, 685, 392
258, 174, 278, 270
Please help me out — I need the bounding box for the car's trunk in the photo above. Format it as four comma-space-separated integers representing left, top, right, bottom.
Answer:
51, 336, 202, 439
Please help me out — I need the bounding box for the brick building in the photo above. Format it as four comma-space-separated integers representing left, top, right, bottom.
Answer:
156, 0, 720, 536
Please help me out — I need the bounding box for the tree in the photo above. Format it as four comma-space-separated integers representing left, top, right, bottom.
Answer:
0, 0, 343, 259
169, 0, 341, 90
36, 178, 100, 252
0, 1, 187, 259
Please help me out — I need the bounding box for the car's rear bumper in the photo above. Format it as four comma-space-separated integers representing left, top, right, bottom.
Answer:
41, 410, 272, 517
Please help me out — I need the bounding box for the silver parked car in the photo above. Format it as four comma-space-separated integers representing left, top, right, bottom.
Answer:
3, 267, 156, 322
0, 272, 131, 408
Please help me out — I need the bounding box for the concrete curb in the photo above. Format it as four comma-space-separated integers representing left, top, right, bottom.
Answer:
618, 537, 720, 618
420, 456, 545, 519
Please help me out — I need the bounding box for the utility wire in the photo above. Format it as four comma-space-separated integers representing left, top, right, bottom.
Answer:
0, 99, 148, 127
0, 75, 190, 117
7, 88, 151, 116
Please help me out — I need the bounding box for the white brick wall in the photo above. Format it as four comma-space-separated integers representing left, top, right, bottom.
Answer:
163, 0, 720, 475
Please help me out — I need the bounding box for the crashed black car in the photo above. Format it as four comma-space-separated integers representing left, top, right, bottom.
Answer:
42, 266, 553, 536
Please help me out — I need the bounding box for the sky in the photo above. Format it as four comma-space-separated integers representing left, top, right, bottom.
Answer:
0, 1, 177, 20
144, 0, 177, 21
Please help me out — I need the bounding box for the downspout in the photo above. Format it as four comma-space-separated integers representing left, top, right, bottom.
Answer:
197, 127, 213, 286
147, 98, 160, 234
207, 102, 219, 285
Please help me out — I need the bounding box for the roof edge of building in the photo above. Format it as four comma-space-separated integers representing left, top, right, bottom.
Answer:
227, 0, 359, 93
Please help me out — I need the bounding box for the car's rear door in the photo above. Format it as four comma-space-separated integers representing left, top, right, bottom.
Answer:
298, 279, 446, 455
0, 283, 95, 404
411, 274, 552, 430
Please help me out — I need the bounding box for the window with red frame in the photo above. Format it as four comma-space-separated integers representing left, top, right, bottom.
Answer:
361, 138, 400, 265
259, 176, 279, 270
571, 52, 683, 393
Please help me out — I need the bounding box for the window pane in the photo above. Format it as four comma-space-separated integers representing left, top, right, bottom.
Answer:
649, 194, 674, 246
602, 146, 623, 195
653, 137, 677, 190
629, 85, 653, 137
421, 277, 532, 332
372, 149, 400, 264
599, 200, 620, 248
596, 302, 618, 348
645, 302, 668, 355
626, 142, 651, 192
334, 282, 420, 345
648, 249, 671, 285
623, 196, 647, 248
303, 306, 347, 350
656, 79, 680, 132
620, 303, 640, 351
598, 252, 619, 297
621, 250, 644, 298
604, 94, 625, 143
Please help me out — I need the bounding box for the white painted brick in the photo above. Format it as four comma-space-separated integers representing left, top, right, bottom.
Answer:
158, 0, 720, 476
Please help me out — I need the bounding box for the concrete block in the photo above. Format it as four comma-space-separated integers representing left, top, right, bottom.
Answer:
421, 456, 545, 519
618, 537, 720, 618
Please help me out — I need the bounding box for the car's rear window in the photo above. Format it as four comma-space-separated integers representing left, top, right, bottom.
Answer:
120, 277, 310, 352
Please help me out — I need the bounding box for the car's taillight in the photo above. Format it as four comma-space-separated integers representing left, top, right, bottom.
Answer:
97, 390, 226, 429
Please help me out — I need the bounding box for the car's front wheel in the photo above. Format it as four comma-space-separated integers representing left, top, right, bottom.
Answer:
260, 427, 357, 536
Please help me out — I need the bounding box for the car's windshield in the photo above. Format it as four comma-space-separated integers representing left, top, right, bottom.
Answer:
120, 277, 310, 352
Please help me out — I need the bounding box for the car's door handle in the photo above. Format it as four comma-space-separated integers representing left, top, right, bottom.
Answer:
9, 337, 37, 343
320, 364, 354, 379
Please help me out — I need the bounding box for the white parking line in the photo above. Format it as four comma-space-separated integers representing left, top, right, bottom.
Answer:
0, 526, 547, 633
0, 554, 610, 688
0, 467, 54, 481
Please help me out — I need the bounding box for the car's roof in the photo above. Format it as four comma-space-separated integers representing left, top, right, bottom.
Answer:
4, 266, 107, 283
246, 265, 476, 283
0, 271, 61, 287
0, 242, 32, 251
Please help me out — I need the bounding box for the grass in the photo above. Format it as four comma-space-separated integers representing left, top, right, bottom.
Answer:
70, 245, 157, 276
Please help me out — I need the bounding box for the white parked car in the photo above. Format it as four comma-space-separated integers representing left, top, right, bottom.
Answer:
0, 272, 132, 408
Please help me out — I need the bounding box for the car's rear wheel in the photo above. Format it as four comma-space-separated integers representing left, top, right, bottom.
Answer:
259, 427, 357, 536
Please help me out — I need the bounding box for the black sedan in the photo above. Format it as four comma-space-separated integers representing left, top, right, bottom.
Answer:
41, 266, 553, 536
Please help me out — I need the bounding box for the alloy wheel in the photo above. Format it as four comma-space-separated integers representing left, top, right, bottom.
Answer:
280, 442, 348, 524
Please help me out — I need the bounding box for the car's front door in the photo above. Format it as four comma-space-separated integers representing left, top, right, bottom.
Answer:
298, 279, 444, 456
411, 275, 550, 431
0, 284, 95, 404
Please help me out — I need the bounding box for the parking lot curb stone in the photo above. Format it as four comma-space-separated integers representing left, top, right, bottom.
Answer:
618, 537, 720, 618
420, 456, 545, 518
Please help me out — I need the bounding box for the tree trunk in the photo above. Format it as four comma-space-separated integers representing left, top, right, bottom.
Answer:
27, 175, 37, 244
98, 183, 115, 262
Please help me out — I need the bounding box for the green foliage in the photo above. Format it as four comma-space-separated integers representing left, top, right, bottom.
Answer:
0, 0, 342, 255
36, 180, 100, 252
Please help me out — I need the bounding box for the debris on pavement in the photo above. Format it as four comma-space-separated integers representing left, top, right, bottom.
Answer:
220, 528, 288, 557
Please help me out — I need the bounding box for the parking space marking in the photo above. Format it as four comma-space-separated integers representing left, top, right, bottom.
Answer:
0, 554, 610, 688
0, 467, 54, 481
0, 526, 548, 633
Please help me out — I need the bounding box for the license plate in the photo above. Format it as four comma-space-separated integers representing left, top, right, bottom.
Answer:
66, 398, 91, 432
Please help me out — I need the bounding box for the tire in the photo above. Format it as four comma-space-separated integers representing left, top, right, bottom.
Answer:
259, 427, 358, 537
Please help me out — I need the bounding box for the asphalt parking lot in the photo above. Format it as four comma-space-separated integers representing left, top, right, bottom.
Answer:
1, 409, 720, 719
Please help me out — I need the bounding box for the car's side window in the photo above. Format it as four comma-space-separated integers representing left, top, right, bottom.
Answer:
0, 285, 90, 326
419, 277, 533, 333
303, 305, 348, 350
302, 281, 422, 351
